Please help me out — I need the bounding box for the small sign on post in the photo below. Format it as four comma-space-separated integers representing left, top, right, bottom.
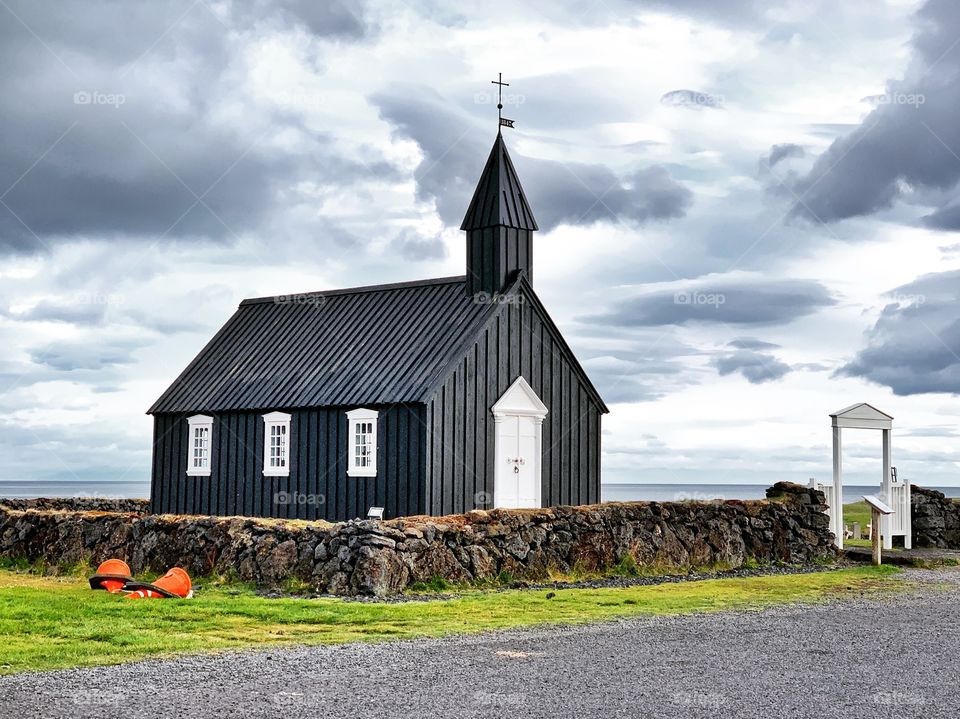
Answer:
862, 495, 894, 566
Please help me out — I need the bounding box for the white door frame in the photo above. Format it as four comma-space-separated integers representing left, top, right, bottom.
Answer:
828, 403, 910, 550
491, 376, 548, 509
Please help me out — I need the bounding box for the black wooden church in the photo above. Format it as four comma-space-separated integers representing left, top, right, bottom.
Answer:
148, 129, 608, 521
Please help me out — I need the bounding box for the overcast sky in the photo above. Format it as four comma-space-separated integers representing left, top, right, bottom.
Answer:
1, 0, 959, 492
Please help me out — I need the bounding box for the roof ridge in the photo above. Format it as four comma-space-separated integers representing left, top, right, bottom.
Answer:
239, 275, 466, 306
416, 272, 525, 401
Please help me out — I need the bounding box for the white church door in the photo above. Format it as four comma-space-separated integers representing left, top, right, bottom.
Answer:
492, 376, 548, 510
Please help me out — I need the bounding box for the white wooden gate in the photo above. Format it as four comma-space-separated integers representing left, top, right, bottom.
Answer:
881, 467, 912, 550
809, 477, 843, 543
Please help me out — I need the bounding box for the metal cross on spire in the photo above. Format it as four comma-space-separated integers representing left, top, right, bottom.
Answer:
491, 72, 515, 129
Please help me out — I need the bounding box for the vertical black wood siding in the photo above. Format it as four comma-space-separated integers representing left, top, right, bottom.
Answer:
150, 404, 426, 521
423, 289, 603, 516
466, 227, 533, 297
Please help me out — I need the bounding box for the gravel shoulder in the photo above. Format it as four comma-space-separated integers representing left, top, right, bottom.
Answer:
3, 567, 959, 719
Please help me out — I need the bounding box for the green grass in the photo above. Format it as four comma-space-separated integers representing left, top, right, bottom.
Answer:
843, 501, 872, 531
0, 565, 902, 675
843, 501, 877, 547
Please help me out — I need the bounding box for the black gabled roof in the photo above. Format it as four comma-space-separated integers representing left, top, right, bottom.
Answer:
460, 132, 538, 231
147, 276, 499, 414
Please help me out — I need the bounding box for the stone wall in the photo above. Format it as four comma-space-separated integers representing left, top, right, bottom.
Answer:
0, 497, 149, 513
0, 482, 836, 597
911, 485, 960, 548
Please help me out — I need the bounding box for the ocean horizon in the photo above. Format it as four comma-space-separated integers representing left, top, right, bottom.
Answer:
602, 482, 960, 505
3, 480, 959, 506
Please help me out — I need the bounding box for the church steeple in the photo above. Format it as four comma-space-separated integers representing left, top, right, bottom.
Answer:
461, 131, 538, 297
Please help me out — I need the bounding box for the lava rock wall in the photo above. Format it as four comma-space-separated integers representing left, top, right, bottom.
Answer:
911, 485, 960, 548
0, 482, 836, 597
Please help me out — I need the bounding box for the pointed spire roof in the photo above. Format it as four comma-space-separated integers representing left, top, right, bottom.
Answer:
460, 132, 538, 231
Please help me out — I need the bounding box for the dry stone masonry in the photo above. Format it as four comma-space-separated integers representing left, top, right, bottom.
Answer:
911, 485, 960, 548
0, 482, 836, 597
0, 497, 149, 513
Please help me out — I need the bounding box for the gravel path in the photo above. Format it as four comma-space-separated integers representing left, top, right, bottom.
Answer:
4, 568, 960, 719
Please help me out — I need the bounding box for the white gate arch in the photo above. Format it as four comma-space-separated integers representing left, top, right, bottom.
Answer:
816, 403, 911, 550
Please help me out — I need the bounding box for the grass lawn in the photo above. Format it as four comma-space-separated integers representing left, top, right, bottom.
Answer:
842, 502, 877, 547
843, 501, 872, 530
0, 565, 901, 675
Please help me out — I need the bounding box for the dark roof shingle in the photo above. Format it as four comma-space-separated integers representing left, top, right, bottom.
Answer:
148, 276, 495, 413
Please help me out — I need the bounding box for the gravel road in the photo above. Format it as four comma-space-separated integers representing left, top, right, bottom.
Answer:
3, 568, 959, 719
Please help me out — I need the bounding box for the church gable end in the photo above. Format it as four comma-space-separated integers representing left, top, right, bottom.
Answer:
421, 278, 606, 516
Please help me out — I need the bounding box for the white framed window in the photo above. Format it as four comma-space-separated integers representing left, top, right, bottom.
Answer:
346, 408, 378, 477
262, 411, 291, 477
186, 414, 213, 477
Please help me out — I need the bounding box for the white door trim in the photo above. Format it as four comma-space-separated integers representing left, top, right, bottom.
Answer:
492, 376, 547, 509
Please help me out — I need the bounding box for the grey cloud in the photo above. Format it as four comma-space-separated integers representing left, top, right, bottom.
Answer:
0, 0, 390, 253
121, 310, 206, 335
807, 123, 862, 140
728, 338, 781, 350
641, 0, 765, 25
585, 278, 836, 328
840, 269, 960, 395
790, 0, 960, 227
390, 228, 448, 261
792, 361, 832, 372
373, 87, 692, 232
581, 342, 698, 404
925, 199, 960, 230
714, 349, 792, 384
763, 143, 805, 167
7, 300, 107, 325
0, 354, 139, 402
760, 144, 808, 200
238, 0, 373, 38
535, 164, 692, 228
29, 339, 147, 371
516, 0, 766, 28
660, 89, 724, 110
0, 361, 70, 395
0, 1, 373, 63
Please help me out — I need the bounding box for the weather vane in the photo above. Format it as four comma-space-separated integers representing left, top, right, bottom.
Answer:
492, 72, 515, 128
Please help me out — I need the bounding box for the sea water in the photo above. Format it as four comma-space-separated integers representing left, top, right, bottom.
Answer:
3, 479, 959, 504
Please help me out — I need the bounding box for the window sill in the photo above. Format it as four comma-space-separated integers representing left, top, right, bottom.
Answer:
263, 470, 290, 478
186, 469, 211, 477
347, 469, 377, 478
